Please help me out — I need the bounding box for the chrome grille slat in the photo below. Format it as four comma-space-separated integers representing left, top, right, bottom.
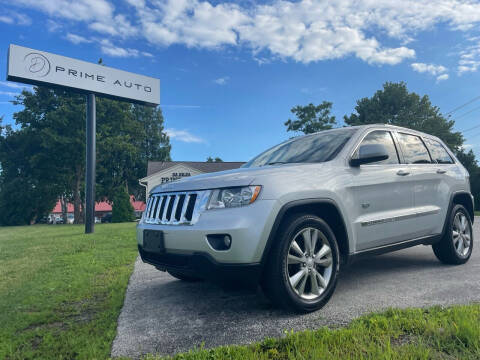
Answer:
179, 194, 190, 222
144, 190, 209, 226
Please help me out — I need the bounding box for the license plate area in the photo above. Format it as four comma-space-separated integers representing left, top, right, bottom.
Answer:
143, 230, 165, 253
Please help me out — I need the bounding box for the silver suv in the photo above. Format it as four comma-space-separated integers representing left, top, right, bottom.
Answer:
137, 124, 474, 312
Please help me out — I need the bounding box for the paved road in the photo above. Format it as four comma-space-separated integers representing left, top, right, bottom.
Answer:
112, 219, 480, 358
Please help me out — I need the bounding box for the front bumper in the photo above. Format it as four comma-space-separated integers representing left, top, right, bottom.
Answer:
136, 199, 278, 268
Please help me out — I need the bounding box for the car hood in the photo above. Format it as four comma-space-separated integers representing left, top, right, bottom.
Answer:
150, 163, 321, 193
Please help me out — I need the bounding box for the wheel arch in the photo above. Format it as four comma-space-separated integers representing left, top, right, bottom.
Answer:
452, 192, 474, 223
260, 199, 350, 269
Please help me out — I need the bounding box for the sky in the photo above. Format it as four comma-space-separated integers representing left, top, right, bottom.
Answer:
1, 0, 480, 162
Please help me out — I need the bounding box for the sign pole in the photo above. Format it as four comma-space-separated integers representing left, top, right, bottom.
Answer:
85, 93, 96, 233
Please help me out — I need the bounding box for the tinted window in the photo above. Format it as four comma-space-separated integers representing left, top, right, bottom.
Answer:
397, 133, 432, 164
355, 130, 399, 164
243, 128, 356, 168
424, 138, 454, 164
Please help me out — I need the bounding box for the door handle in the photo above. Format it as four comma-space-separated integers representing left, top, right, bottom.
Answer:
436, 169, 447, 174
397, 170, 410, 176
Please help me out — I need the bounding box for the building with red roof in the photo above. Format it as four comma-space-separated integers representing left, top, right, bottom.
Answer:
51, 195, 146, 222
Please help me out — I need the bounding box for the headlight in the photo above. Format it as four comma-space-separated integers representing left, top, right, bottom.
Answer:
207, 186, 261, 209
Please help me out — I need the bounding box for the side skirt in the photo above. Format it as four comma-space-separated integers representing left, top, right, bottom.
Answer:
346, 234, 441, 265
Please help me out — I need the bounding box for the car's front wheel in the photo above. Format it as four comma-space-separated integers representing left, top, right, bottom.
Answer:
262, 214, 340, 312
433, 204, 473, 265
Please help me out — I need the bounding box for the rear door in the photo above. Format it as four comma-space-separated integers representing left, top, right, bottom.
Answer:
422, 137, 459, 234
348, 129, 417, 251
395, 132, 441, 237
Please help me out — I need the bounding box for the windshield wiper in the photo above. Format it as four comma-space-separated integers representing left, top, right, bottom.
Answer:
265, 161, 288, 166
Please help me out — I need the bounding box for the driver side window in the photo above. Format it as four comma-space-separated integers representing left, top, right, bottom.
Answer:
356, 130, 400, 165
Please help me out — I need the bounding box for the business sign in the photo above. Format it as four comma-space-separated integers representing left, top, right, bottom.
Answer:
7, 44, 160, 106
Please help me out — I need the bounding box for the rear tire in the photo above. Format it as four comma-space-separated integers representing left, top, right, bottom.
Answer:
167, 269, 203, 282
261, 214, 340, 313
433, 204, 473, 265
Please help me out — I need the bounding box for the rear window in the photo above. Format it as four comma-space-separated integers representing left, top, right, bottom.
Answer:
424, 138, 454, 164
397, 133, 432, 164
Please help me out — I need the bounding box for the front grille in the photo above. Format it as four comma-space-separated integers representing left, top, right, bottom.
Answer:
143, 191, 208, 225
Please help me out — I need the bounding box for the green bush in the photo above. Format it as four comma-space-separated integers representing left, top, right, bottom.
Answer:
112, 189, 135, 223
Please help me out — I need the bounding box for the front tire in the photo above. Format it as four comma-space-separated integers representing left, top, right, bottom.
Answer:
261, 214, 340, 313
433, 204, 473, 265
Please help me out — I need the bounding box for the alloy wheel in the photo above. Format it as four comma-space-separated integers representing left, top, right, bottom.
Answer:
452, 212, 471, 257
286, 227, 333, 300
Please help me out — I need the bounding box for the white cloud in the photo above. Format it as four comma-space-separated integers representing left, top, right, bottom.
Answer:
411, 63, 447, 76
213, 76, 229, 85
165, 128, 205, 143
436, 74, 449, 82
0, 81, 32, 90
98, 39, 151, 58
458, 41, 480, 74
0, 91, 20, 97
65, 33, 92, 44
411, 62, 449, 82
0, 16, 14, 24
0, 11, 31, 25
9, 0, 480, 67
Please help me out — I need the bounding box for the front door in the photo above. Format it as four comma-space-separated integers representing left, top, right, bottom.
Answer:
347, 130, 418, 251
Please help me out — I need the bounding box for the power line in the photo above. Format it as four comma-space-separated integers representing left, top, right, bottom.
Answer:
455, 105, 480, 121
446, 95, 480, 115
460, 123, 480, 133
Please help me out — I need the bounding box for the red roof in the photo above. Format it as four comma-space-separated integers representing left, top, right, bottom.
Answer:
51, 195, 146, 213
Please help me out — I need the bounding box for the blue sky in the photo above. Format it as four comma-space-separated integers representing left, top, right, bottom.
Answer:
1, 0, 480, 162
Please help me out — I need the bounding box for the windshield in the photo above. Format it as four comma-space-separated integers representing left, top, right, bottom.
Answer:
242, 128, 357, 168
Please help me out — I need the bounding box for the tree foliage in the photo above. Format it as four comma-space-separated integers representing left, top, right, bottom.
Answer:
111, 189, 135, 223
0, 86, 171, 225
344, 82, 463, 152
206, 157, 223, 162
285, 101, 336, 134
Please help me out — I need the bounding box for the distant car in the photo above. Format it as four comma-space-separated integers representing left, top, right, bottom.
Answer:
95, 217, 102, 224
54, 216, 64, 224
67, 214, 74, 224
101, 213, 112, 223
36, 216, 49, 224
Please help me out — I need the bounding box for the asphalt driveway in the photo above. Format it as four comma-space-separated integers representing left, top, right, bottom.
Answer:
112, 218, 480, 358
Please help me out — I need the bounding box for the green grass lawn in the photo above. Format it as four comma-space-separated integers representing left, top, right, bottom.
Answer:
475, 211, 480, 216
1, 224, 479, 360
0, 223, 138, 360
150, 304, 480, 360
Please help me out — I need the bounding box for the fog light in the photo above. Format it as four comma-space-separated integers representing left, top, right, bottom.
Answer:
206, 234, 232, 251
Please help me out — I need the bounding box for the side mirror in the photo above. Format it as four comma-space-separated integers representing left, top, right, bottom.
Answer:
350, 144, 389, 167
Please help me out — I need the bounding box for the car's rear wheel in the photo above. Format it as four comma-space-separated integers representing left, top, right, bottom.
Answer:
433, 204, 473, 265
262, 214, 340, 312
166, 269, 203, 282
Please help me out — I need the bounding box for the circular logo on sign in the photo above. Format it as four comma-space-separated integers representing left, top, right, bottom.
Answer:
24, 52, 51, 77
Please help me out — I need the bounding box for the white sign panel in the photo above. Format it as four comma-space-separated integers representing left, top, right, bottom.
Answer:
7, 44, 160, 106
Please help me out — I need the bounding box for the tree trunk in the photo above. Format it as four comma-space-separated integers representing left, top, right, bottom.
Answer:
60, 196, 68, 224
73, 165, 82, 224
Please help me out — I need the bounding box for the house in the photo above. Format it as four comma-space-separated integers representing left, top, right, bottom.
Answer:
50, 195, 146, 221
139, 161, 245, 196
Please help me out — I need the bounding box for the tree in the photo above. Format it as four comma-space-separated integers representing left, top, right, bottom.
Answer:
0, 85, 171, 225
3, 87, 85, 224
111, 189, 135, 223
456, 149, 480, 209
0, 117, 59, 225
344, 82, 463, 152
285, 101, 336, 134
206, 157, 223, 162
